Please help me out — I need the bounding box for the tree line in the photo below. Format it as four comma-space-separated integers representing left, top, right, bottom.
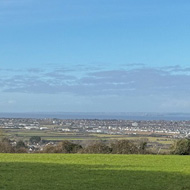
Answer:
0, 136, 190, 155
42, 139, 147, 154
0, 137, 148, 154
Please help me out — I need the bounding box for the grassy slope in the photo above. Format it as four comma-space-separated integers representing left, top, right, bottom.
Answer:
0, 154, 190, 190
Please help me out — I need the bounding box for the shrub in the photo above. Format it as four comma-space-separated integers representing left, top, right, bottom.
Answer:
56, 141, 82, 153
43, 141, 82, 153
111, 140, 139, 154
15, 147, 28, 153
0, 141, 14, 153
43, 145, 57, 153
82, 141, 111, 154
137, 139, 148, 154
29, 136, 41, 144
14, 140, 27, 153
16, 140, 27, 149
171, 139, 190, 155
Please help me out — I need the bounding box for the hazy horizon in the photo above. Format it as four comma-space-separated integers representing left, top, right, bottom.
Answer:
1, 111, 190, 121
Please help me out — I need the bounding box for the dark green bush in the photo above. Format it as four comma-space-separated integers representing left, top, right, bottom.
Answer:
171, 139, 190, 155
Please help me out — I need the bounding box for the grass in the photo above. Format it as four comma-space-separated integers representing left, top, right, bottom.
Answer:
0, 154, 190, 190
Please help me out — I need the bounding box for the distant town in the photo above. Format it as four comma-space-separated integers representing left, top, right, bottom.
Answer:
1, 117, 190, 138
1, 117, 190, 153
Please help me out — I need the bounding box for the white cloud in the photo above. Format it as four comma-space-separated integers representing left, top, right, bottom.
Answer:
1, 64, 190, 98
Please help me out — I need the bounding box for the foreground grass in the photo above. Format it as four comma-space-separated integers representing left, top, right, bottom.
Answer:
0, 154, 190, 190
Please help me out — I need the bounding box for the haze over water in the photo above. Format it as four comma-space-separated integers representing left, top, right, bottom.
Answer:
0, 112, 190, 121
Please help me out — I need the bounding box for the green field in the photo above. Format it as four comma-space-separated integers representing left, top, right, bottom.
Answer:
3, 129, 174, 144
0, 154, 190, 190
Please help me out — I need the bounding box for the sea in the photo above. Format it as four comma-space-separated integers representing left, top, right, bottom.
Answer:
0, 112, 190, 121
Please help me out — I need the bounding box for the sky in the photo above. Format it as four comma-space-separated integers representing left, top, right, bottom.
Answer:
1, 0, 190, 113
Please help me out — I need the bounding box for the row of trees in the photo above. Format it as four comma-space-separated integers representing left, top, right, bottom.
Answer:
42, 140, 148, 154
0, 137, 148, 154
41, 138, 190, 155
1, 136, 190, 155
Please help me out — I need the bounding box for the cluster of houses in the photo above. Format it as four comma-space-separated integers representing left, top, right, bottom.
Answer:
55, 119, 190, 138
1, 118, 190, 138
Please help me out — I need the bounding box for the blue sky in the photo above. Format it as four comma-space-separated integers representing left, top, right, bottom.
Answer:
1, 0, 190, 113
